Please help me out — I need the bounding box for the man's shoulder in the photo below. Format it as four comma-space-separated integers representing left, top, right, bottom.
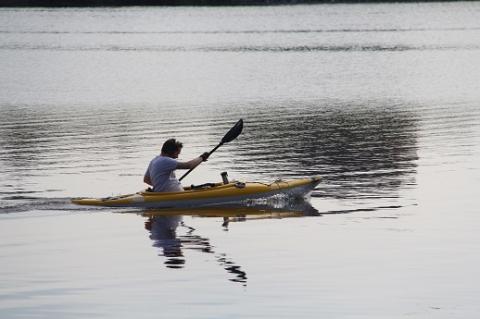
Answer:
152, 155, 177, 167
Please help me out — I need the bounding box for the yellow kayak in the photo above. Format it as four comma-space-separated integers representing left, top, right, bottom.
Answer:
72, 176, 320, 208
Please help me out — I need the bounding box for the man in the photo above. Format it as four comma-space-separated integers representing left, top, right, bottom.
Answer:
144, 138, 209, 192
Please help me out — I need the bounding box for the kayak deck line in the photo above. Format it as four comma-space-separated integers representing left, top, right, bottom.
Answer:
72, 176, 321, 208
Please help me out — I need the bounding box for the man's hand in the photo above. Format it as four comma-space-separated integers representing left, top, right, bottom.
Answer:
200, 152, 210, 162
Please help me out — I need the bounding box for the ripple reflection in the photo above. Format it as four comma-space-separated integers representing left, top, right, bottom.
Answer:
144, 214, 248, 285
143, 202, 321, 286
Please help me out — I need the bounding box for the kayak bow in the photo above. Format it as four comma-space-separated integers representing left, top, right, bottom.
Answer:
72, 176, 320, 208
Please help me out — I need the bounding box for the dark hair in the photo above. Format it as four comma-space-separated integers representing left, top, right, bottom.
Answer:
161, 138, 183, 156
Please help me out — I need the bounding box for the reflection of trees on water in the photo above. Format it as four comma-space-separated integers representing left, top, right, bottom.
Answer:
0, 105, 148, 179
1, 100, 419, 201
223, 102, 419, 199
145, 215, 247, 285
0, 108, 48, 172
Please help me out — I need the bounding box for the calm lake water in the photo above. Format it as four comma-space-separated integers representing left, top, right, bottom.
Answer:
1, 2, 480, 318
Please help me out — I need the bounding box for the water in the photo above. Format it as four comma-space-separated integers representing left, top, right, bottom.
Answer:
1, 2, 480, 318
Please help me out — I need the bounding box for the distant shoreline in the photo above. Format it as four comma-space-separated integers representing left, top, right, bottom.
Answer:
0, 0, 475, 8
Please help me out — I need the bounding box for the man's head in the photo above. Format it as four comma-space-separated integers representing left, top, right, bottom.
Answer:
161, 138, 183, 158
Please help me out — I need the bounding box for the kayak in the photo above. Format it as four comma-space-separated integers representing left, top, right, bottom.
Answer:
72, 176, 321, 208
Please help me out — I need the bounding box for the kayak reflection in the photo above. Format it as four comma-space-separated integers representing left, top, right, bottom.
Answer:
144, 214, 248, 285
143, 200, 320, 230
143, 202, 319, 285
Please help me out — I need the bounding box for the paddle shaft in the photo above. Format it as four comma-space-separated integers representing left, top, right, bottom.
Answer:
178, 119, 243, 182
178, 142, 223, 181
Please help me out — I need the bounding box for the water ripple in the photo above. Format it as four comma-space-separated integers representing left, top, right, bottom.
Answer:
2, 43, 480, 52
0, 99, 425, 205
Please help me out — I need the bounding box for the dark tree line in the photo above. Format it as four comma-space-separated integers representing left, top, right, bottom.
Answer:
0, 0, 463, 7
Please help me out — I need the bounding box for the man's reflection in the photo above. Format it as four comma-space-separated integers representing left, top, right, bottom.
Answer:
144, 215, 247, 285
144, 215, 185, 268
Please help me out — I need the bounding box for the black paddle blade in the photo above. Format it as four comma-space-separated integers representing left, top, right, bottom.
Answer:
221, 119, 243, 144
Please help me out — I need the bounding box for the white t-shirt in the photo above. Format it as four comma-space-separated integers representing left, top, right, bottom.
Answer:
145, 155, 183, 192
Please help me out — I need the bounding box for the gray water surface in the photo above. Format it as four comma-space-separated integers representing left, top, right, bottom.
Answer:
1, 3, 480, 318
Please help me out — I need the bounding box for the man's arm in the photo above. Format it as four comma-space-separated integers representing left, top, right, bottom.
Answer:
144, 174, 152, 186
176, 156, 203, 170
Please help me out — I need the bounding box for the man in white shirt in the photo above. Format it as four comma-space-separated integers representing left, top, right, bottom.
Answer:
144, 139, 209, 192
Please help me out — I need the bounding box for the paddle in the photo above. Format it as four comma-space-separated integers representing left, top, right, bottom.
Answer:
179, 119, 243, 182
